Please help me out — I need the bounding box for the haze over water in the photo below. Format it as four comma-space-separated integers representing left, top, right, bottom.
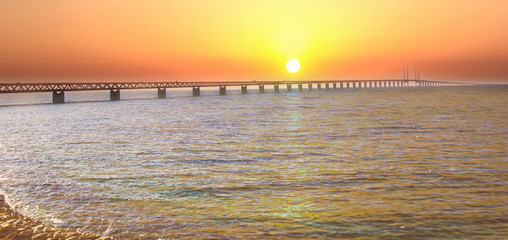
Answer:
0, 86, 507, 239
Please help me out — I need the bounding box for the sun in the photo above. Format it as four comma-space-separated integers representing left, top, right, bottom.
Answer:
286, 59, 300, 73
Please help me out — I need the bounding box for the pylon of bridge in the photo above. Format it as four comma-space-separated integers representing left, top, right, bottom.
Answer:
110, 89, 120, 101
52, 91, 65, 103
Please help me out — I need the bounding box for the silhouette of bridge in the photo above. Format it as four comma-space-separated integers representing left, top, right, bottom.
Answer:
0, 79, 472, 103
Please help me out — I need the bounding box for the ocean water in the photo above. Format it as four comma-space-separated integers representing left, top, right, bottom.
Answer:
0, 85, 507, 239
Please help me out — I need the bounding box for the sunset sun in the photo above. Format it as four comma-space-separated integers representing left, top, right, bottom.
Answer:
286, 59, 300, 73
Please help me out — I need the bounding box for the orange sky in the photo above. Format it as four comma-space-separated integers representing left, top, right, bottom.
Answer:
1, 0, 507, 83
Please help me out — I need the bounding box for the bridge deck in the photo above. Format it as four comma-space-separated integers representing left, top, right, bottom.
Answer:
0, 80, 467, 94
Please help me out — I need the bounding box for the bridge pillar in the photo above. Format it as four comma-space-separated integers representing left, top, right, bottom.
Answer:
259, 85, 264, 93
333, 83, 337, 90
317, 83, 321, 91
274, 84, 279, 93
308, 83, 312, 91
353, 82, 357, 89
287, 84, 292, 92
110, 89, 120, 101
219, 86, 226, 95
340, 82, 343, 89
346, 82, 350, 89
157, 88, 167, 98
241, 85, 247, 94
298, 84, 303, 91
325, 83, 329, 90
193, 87, 200, 96
52, 91, 65, 103
369, 82, 373, 88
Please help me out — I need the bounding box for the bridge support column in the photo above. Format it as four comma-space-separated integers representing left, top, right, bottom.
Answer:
274, 84, 279, 93
193, 87, 200, 96
317, 83, 321, 91
353, 82, 357, 89
110, 89, 120, 101
333, 83, 337, 90
52, 91, 65, 103
287, 84, 292, 92
347, 82, 350, 89
259, 85, 264, 93
340, 82, 343, 89
308, 83, 313, 91
157, 88, 167, 98
241, 85, 247, 94
298, 84, 303, 91
369, 82, 373, 88
219, 86, 226, 95
325, 83, 329, 90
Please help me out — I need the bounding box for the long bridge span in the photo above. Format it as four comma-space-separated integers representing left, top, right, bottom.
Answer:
0, 79, 472, 103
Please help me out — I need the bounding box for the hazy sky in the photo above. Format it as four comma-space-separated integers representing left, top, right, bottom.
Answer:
1, 0, 507, 83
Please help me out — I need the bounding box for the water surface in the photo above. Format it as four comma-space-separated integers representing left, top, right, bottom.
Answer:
0, 86, 507, 239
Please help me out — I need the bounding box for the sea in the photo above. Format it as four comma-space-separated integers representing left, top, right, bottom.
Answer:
0, 85, 507, 239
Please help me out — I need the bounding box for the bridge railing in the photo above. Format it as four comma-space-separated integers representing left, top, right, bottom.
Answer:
0, 79, 434, 93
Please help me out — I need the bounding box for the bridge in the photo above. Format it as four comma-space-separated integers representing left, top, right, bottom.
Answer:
0, 79, 472, 103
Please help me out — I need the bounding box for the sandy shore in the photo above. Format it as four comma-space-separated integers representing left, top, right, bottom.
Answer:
0, 194, 113, 240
